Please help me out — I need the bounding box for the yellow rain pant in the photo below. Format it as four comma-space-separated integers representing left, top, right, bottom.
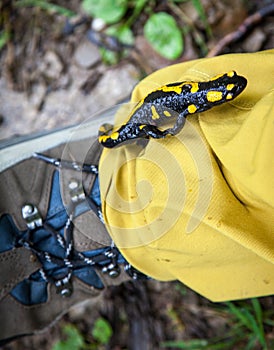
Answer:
99, 49, 274, 301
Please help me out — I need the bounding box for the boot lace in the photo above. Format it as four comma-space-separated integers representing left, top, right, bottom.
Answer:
1, 153, 147, 306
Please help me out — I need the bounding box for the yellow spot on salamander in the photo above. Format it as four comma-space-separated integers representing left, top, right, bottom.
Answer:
163, 110, 171, 117
207, 91, 223, 102
188, 104, 197, 114
226, 84, 235, 91
161, 84, 183, 94
99, 135, 110, 143
190, 82, 199, 93
151, 105, 160, 120
110, 132, 119, 140
139, 124, 146, 130
227, 71, 235, 77
226, 93, 233, 100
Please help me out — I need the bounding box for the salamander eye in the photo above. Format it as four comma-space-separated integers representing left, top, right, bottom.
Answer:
182, 82, 199, 93
98, 123, 113, 135
182, 83, 192, 91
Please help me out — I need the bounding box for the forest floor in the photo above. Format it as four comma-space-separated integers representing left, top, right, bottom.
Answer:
0, 0, 273, 349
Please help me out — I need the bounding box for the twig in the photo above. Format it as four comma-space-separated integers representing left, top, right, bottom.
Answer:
207, 3, 274, 57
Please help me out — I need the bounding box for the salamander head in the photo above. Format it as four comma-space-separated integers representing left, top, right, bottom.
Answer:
206, 71, 247, 104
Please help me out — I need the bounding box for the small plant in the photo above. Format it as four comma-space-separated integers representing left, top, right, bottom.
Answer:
7, 0, 211, 61
99, 23, 135, 64
224, 299, 268, 349
0, 31, 9, 51
191, 0, 211, 37
92, 317, 113, 345
144, 12, 183, 60
52, 317, 112, 350
82, 0, 127, 24
161, 339, 209, 349
161, 298, 271, 350
15, 0, 75, 17
81, 0, 210, 60
52, 324, 85, 350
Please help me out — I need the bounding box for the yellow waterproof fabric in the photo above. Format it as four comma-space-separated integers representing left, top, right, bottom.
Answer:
99, 50, 274, 301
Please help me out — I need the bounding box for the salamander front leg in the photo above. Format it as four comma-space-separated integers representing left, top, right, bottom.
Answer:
139, 124, 169, 139
164, 110, 188, 136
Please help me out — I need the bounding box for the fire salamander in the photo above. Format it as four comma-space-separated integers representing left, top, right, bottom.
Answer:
98, 71, 247, 148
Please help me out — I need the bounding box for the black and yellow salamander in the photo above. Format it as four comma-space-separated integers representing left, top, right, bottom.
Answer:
98, 71, 247, 148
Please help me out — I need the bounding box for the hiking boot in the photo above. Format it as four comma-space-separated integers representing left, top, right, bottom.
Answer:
0, 111, 146, 345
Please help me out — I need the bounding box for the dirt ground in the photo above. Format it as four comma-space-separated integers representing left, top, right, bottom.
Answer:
0, 0, 273, 349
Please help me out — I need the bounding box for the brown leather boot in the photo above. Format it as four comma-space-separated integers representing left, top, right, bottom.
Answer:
0, 118, 145, 345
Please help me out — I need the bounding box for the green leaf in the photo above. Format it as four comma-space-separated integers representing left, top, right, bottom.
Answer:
99, 48, 119, 65
92, 317, 113, 345
15, 0, 75, 17
82, 0, 128, 24
251, 298, 263, 327
161, 339, 208, 349
99, 25, 133, 64
52, 324, 85, 350
106, 25, 134, 46
0, 31, 9, 50
144, 12, 183, 60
